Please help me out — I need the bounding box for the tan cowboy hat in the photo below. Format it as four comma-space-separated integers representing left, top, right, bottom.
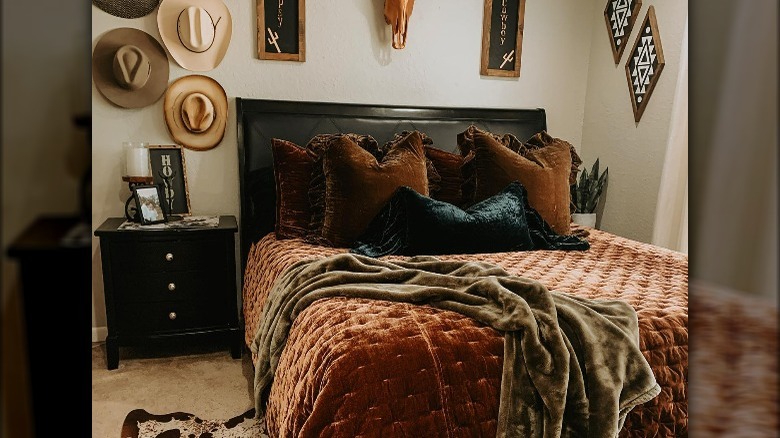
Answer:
157, 0, 232, 72
164, 75, 227, 151
92, 28, 170, 109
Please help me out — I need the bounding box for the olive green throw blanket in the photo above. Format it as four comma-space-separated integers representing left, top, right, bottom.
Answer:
251, 254, 660, 437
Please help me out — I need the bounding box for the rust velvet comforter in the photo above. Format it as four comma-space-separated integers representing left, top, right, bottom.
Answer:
243, 229, 688, 437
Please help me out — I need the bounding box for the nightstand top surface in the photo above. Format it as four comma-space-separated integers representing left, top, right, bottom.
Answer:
95, 216, 237, 236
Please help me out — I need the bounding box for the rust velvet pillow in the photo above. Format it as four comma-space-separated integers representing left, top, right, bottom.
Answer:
424, 146, 465, 206
271, 139, 315, 239
320, 131, 429, 247
464, 130, 574, 235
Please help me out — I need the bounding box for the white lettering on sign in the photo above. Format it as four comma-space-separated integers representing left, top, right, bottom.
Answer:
277, 0, 284, 28
499, 0, 510, 45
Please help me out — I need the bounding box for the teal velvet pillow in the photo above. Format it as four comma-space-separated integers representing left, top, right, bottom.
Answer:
352, 182, 589, 257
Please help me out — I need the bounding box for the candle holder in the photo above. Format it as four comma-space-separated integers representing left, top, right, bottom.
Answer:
123, 175, 155, 222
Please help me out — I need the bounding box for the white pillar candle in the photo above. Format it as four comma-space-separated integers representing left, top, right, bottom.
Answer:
126, 146, 151, 177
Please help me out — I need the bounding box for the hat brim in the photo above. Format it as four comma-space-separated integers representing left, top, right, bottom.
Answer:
92, 28, 170, 109
157, 0, 232, 72
164, 75, 228, 151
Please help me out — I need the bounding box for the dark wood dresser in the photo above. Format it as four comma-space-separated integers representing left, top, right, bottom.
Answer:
94, 216, 241, 369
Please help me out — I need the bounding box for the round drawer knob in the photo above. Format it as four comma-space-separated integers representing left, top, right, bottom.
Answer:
168, 312, 177, 320
165, 253, 174, 262
168, 282, 176, 291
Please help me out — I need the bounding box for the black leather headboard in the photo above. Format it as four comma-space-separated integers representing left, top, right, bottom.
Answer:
236, 98, 547, 271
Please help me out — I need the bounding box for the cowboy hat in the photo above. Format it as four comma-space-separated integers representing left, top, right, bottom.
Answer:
92, 0, 160, 19
92, 28, 170, 109
157, 0, 232, 72
163, 75, 227, 151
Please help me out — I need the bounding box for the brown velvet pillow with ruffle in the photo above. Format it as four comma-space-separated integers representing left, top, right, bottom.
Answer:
424, 146, 465, 206
319, 131, 429, 247
271, 139, 315, 239
458, 126, 574, 235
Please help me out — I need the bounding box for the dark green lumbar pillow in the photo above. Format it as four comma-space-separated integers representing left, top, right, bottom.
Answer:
352, 181, 589, 257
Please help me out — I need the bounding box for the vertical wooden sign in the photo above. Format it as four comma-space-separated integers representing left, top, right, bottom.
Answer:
480, 0, 526, 77
257, 0, 306, 62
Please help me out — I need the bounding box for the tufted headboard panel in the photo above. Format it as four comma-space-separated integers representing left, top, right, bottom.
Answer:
236, 98, 546, 272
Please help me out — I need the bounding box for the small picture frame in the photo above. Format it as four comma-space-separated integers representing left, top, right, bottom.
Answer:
257, 0, 306, 62
148, 145, 191, 216
132, 185, 167, 225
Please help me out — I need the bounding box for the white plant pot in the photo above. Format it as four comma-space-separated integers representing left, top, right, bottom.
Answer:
571, 213, 597, 228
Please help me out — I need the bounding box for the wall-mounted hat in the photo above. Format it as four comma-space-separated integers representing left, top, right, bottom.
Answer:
157, 0, 232, 72
92, 28, 170, 109
164, 75, 227, 151
92, 0, 161, 19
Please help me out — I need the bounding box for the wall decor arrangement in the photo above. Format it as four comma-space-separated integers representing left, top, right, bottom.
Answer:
384, 0, 415, 49
92, 28, 170, 109
480, 0, 526, 77
157, 0, 233, 71
163, 75, 228, 151
257, 0, 306, 61
625, 6, 664, 122
148, 145, 192, 216
604, 0, 642, 64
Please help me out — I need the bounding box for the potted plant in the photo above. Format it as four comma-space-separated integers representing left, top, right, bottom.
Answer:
571, 159, 608, 228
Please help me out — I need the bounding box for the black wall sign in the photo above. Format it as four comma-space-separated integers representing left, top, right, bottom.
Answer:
481, 0, 526, 77
257, 0, 306, 62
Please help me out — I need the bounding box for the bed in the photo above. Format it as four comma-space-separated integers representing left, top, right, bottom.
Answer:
236, 99, 688, 436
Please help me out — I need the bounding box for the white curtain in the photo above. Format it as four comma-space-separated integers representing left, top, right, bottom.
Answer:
652, 18, 688, 253
693, 0, 778, 298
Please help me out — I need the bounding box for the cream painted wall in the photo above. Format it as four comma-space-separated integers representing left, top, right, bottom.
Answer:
579, 1, 688, 242
91, 0, 599, 332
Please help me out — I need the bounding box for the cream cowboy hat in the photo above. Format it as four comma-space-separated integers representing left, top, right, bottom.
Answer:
92, 28, 170, 109
163, 75, 228, 151
157, 0, 232, 72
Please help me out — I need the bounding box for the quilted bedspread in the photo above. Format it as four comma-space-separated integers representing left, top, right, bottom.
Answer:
243, 229, 688, 437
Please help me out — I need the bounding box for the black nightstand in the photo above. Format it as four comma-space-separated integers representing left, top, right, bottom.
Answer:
94, 216, 241, 370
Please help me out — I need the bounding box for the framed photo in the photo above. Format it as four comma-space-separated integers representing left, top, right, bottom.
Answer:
148, 145, 191, 216
604, 0, 642, 64
625, 6, 665, 122
480, 0, 526, 77
257, 0, 306, 62
132, 185, 167, 225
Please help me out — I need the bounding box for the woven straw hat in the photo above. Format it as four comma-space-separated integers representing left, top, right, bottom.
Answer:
92, 0, 161, 19
164, 75, 227, 151
157, 0, 232, 72
92, 28, 170, 109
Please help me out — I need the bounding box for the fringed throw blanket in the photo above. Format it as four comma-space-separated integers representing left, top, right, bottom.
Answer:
251, 254, 660, 437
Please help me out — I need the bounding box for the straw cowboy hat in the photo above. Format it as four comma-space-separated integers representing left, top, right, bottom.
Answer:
92, 0, 161, 19
157, 0, 232, 72
164, 75, 227, 151
92, 28, 170, 109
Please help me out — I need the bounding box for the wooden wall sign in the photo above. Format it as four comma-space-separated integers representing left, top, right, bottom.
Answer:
604, 0, 642, 64
257, 0, 306, 62
480, 0, 526, 77
625, 6, 664, 122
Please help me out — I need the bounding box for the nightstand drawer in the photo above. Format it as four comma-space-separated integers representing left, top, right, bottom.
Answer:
113, 270, 224, 303
116, 300, 231, 335
111, 238, 226, 272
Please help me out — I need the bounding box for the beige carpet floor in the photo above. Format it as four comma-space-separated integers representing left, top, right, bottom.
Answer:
92, 341, 255, 438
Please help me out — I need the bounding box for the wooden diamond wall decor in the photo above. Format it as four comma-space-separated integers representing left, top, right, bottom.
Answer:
604, 0, 642, 64
625, 6, 664, 123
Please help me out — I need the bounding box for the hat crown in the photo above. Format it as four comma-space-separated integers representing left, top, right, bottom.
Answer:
112, 45, 151, 90
181, 92, 215, 133
177, 6, 215, 53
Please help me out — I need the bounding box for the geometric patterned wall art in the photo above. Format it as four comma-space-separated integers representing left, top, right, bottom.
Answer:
604, 0, 642, 64
625, 6, 665, 122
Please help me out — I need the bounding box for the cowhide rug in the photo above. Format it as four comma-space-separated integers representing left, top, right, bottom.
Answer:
121, 408, 268, 438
